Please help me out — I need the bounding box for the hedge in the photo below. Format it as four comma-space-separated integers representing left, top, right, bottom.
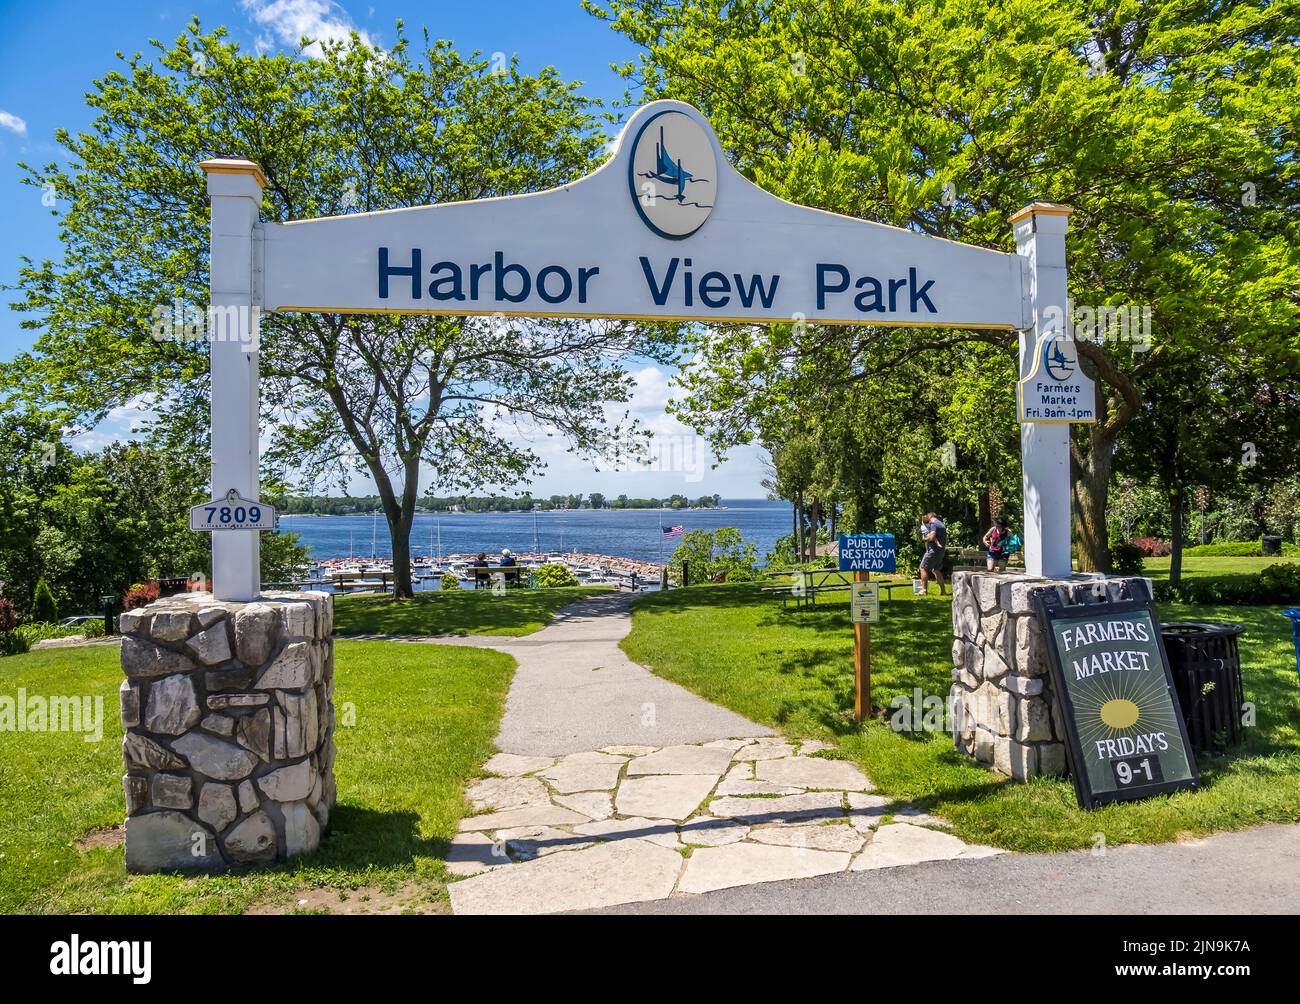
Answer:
1153, 562, 1300, 605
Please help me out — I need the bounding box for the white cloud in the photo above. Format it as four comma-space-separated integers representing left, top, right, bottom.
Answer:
0, 110, 27, 135
241, 0, 377, 58
67, 396, 158, 452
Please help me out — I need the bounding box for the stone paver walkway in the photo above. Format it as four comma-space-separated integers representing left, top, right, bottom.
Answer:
437, 593, 998, 914
446, 737, 1001, 914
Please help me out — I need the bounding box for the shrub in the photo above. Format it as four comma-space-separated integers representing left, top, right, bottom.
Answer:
1183, 541, 1264, 557
535, 562, 579, 588
82, 619, 106, 639
0, 598, 21, 656
29, 577, 58, 624
439, 571, 461, 591
1110, 542, 1146, 576
14, 622, 82, 646
1154, 562, 1300, 606
123, 581, 160, 610
1259, 561, 1300, 601
1183, 540, 1300, 557
1130, 536, 1171, 557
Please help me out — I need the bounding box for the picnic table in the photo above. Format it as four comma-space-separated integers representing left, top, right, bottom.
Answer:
761, 568, 913, 609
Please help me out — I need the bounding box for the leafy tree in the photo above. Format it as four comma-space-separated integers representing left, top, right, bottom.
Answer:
1118, 351, 1300, 581
668, 527, 760, 584
8, 21, 664, 599
590, 0, 1300, 570
0, 411, 78, 614
0, 410, 304, 611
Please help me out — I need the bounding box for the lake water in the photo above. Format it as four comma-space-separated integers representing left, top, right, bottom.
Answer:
277, 498, 793, 566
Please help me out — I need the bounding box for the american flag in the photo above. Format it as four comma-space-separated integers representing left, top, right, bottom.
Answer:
662, 524, 684, 538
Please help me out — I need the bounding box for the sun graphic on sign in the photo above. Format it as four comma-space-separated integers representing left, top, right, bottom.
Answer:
1098, 698, 1140, 728
1071, 672, 1180, 749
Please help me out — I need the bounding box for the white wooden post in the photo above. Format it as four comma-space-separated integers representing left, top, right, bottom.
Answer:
1012, 202, 1074, 579
201, 158, 265, 601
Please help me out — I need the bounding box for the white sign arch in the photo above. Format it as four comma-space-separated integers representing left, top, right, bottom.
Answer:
200, 100, 1088, 600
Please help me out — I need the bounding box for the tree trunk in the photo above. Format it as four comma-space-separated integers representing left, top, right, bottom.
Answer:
387, 452, 421, 600
1070, 342, 1143, 574
1169, 490, 1185, 585
794, 492, 804, 563
1072, 431, 1114, 574
978, 487, 991, 536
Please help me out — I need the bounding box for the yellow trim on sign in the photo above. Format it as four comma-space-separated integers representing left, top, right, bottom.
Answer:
268, 304, 1019, 330
1016, 332, 1098, 424
1008, 202, 1074, 225
200, 158, 268, 189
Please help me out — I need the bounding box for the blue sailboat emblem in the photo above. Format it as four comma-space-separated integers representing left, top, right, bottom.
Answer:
1041, 335, 1076, 381
627, 108, 717, 239
650, 126, 693, 202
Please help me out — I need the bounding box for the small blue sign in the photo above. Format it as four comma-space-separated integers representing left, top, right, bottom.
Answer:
838, 533, 897, 573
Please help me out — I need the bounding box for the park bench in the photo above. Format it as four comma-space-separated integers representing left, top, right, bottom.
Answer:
331, 571, 393, 593
470, 566, 524, 589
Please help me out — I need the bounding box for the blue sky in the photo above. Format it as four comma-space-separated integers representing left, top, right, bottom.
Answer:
0, 0, 768, 497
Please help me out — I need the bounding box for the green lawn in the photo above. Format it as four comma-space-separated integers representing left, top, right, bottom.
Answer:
622, 581, 1300, 853
0, 639, 514, 914
1142, 554, 1300, 581
333, 585, 607, 637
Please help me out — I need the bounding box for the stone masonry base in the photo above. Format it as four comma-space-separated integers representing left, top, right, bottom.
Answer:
119, 590, 334, 871
949, 571, 1150, 780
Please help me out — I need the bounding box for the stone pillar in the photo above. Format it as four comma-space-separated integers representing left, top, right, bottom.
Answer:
119, 590, 334, 872
949, 571, 1150, 780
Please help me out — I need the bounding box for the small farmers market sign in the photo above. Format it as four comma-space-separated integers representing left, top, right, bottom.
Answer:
1035, 588, 1198, 809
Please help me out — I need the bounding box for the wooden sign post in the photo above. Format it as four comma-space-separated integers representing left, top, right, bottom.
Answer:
840, 534, 893, 724
854, 570, 871, 721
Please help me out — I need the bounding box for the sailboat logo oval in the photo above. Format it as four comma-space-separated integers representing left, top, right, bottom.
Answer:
1040, 333, 1078, 382
628, 110, 716, 240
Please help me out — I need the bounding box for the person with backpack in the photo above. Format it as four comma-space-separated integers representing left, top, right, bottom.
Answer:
983, 515, 1014, 572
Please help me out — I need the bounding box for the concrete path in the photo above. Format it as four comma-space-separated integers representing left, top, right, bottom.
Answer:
439, 593, 1000, 914
445, 736, 1002, 915
435, 592, 769, 755
591, 822, 1300, 914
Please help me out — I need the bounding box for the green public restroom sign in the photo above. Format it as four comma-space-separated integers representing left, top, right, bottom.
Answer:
1034, 589, 1198, 810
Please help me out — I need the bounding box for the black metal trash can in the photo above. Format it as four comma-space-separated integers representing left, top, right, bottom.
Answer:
1262, 535, 1282, 556
1161, 621, 1247, 753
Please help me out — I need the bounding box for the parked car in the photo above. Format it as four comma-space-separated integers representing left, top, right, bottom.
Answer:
59, 614, 99, 626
